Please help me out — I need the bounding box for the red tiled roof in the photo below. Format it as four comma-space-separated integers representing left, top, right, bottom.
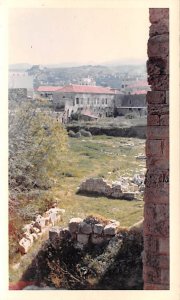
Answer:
127, 81, 149, 88
37, 86, 62, 92
132, 90, 148, 95
56, 84, 115, 94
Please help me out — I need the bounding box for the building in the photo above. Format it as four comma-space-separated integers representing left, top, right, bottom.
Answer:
8, 71, 34, 98
53, 84, 117, 122
36, 86, 62, 100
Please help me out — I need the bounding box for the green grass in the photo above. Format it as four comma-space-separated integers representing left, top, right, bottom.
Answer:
9, 135, 145, 284
52, 135, 146, 227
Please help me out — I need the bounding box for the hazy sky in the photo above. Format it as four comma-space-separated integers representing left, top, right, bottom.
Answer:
9, 8, 149, 65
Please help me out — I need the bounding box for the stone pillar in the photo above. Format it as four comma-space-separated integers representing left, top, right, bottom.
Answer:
143, 8, 169, 290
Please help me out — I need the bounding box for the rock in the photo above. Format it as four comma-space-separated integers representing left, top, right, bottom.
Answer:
129, 219, 144, 233
91, 234, 104, 245
104, 224, 118, 236
109, 220, 120, 227
68, 130, 76, 137
22, 233, 34, 245
31, 227, 40, 234
122, 192, 135, 200
49, 227, 60, 242
77, 234, 89, 245
79, 222, 92, 234
69, 218, 83, 233
34, 215, 46, 231
19, 238, 31, 254
79, 129, 92, 137
135, 154, 146, 160
93, 223, 104, 235
31, 233, 38, 241
74, 132, 81, 138
59, 228, 71, 240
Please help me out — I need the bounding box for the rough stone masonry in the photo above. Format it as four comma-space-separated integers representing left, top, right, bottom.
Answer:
143, 8, 169, 290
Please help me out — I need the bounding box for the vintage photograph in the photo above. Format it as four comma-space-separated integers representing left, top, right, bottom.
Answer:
7, 2, 171, 292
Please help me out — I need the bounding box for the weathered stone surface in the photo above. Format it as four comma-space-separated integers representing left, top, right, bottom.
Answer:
79, 222, 92, 234
148, 104, 169, 116
93, 223, 104, 235
129, 219, 143, 233
146, 140, 163, 157
147, 57, 169, 75
148, 75, 169, 91
49, 226, 60, 241
150, 22, 169, 37
68, 218, 83, 233
91, 234, 105, 245
31, 227, 40, 234
149, 8, 169, 24
147, 115, 160, 126
31, 233, 38, 241
146, 91, 166, 104
77, 233, 89, 245
145, 170, 169, 189
19, 238, 31, 254
104, 224, 117, 235
22, 233, 34, 245
147, 126, 168, 139
59, 228, 71, 240
34, 215, 46, 232
148, 34, 169, 58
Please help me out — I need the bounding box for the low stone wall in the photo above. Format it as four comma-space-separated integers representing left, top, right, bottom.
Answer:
49, 217, 121, 250
77, 177, 145, 200
19, 206, 65, 254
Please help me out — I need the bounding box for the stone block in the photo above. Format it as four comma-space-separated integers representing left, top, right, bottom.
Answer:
59, 228, 71, 240
144, 218, 169, 238
68, 218, 83, 233
150, 22, 169, 37
147, 126, 169, 139
144, 188, 169, 204
148, 34, 169, 58
143, 266, 161, 284
148, 75, 169, 91
146, 91, 166, 104
79, 222, 92, 234
147, 57, 169, 75
19, 238, 31, 254
144, 235, 159, 253
77, 233, 89, 245
146, 140, 163, 157
159, 238, 169, 255
144, 283, 169, 290
149, 8, 169, 24
148, 104, 169, 115
122, 192, 135, 200
104, 224, 117, 235
146, 156, 169, 170
31, 233, 38, 241
22, 233, 34, 245
161, 269, 169, 284
93, 224, 104, 235
31, 227, 40, 234
49, 226, 60, 241
147, 115, 160, 126
145, 170, 169, 189
91, 234, 105, 245
160, 114, 169, 126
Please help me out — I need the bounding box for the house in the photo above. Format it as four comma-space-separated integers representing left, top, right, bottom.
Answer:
53, 84, 117, 122
36, 86, 62, 100
8, 71, 34, 98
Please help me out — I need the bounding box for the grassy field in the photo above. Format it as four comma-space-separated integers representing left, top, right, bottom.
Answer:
50, 135, 146, 227
9, 134, 146, 284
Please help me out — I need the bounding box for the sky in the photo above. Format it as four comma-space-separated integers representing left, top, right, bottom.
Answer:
8, 8, 149, 66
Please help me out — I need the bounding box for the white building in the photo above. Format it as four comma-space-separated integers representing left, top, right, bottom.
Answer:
8, 71, 34, 98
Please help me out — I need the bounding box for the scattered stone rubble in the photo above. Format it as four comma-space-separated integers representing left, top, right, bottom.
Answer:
49, 217, 120, 250
19, 205, 65, 254
77, 174, 145, 200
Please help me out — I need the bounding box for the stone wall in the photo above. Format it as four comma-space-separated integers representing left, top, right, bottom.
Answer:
143, 8, 169, 290
77, 177, 145, 200
18, 206, 65, 254
49, 217, 121, 250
